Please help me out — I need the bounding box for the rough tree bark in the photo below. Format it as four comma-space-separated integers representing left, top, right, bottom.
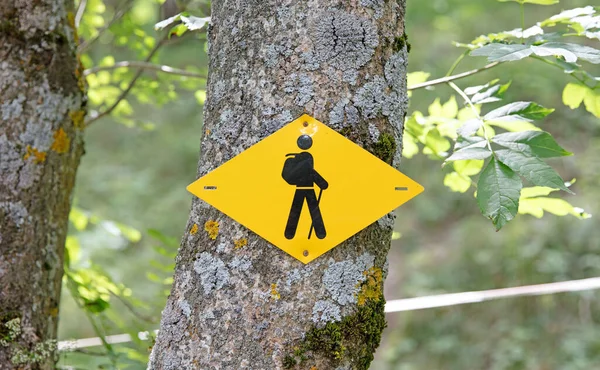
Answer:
0, 1, 85, 369
150, 0, 408, 369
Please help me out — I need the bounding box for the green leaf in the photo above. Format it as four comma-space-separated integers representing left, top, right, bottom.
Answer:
69, 207, 89, 231
180, 15, 211, 31
484, 101, 554, 121
531, 45, 577, 63
477, 157, 523, 230
101, 221, 142, 242
495, 149, 573, 193
402, 132, 419, 158
488, 119, 541, 132
65, 236, 81, 266
169, 23, 188, 38
444, 172, 472, 193
195, 90, 207, 105
562, 83, 588, 109
84, 297, 111, 313
492, 131, 573, 157
422, 128, 451, 157
455, 136, 488, 151
457, 119, 483, 137
445, 147, 492, 162
455, 159, 485, 176
155, 13, 182, 30
546, 7, 595, 23
471, 44, 533, 62
407, 71, 430, 86
583, 88, 600, 117
542, 42, 600, 64
471, 82, 511, 105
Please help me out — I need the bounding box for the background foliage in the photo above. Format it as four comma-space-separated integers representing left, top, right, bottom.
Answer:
56, 0, 599, 368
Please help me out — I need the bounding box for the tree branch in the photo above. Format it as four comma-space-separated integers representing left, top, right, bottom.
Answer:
84, 61, 206, 79
75, 0, 87, 29
85, 34, 169, 127
408, 62, 500, 91
110, 291, 157, 324
77, 0, 134, 54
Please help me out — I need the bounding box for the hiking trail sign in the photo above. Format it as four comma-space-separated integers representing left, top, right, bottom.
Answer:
187, 114, 423, 264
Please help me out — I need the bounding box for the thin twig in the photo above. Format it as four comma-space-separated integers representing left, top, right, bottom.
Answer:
77, 0, 134, 54
408, 62, 500, 91
449, 81, 494, 153
110, 291, 157, 324
75, 0, 87, 29
84, 61, 206, 79
85, 34, 169, 127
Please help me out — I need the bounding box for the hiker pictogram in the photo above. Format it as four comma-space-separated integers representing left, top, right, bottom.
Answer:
282, 135, 328, 240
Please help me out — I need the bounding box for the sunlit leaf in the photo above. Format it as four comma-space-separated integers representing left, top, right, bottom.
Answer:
562, 82, 588, 109
471, 44, 533, 62
444, 172, 472, 193
69, 207, 89, 231
455, 159, 485, 176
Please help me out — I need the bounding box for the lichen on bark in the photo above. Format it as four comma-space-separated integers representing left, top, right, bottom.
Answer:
149, 0, 408, 369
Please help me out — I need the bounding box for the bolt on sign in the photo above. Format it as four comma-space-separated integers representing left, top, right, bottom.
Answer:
187, 114, 423, 263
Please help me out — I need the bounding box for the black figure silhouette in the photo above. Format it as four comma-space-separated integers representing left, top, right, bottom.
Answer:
281, 135, 328, 240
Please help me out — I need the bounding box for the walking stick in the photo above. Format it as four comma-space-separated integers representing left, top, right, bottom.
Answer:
308, 188, 324, 239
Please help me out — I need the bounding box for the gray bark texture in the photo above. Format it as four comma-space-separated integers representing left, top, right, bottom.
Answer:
150, 0, 408, 369
0, 1, 85, 368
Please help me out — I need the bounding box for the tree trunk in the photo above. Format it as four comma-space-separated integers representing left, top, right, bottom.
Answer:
0, 1, 85, 368
150, 1, 408, 369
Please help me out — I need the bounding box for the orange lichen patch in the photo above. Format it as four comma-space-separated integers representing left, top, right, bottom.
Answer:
69, 110, 86, 129
310, 367, 318, 370
23, 145, 46, 164
270, 283, 281, 300
205, 128, 210, 136
204, 220, 219, 240
356, 267, 383, 306
234, 238, 247, 249
190, 223, 199, 235
51, 128, 70, 153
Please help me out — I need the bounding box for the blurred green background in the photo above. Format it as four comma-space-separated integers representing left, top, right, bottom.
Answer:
58, 0, 600, 369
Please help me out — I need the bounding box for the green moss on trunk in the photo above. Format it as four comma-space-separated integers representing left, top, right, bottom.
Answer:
284, 298, 387, 369
371, 132, 397, 164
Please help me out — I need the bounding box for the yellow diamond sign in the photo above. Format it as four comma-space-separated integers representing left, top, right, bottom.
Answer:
187, 114, 423, 263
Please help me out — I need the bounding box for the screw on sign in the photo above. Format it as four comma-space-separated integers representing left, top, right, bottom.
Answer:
187, 114, 423, 263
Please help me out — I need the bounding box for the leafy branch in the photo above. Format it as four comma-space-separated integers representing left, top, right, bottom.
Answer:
85, 34, 169, 127
408, 62, 500, 91
405, 1, 597, 230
